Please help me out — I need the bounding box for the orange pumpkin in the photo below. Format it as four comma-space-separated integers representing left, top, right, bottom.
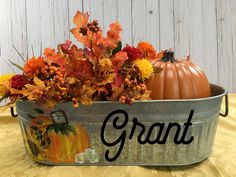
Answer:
146, 50, 211, 99
29, 116, 90, 163
43, 124, 90, 163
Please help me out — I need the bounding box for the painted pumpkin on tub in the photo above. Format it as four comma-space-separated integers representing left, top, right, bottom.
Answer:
146, 50, 211, 99
28, 111, 90, 163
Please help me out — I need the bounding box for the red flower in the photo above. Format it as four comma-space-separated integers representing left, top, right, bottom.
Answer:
122, 45, 143, 61
11, 75, 28, 90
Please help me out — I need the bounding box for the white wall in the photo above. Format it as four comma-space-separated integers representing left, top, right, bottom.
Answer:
0, 0, 236, 92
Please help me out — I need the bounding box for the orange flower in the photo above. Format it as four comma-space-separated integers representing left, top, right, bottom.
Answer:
23, 57, 45, 77
137, 42, 156, 59
155, 50, 164, 59
44, 48, 55, 57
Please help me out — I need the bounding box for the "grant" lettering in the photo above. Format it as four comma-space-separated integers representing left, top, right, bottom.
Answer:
100, 109, 194, 162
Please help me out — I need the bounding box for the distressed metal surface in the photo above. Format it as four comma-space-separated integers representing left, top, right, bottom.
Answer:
16, 84, 227, 166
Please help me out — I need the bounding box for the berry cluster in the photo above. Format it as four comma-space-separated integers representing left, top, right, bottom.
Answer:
87, 20, 100, 33
119, 75, 149, 104
79, 20, 101, 35
40, 62, 60, 80
39, 62, 68, 102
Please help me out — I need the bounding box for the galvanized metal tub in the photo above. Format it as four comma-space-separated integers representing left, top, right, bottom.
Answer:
15, 84, 228, 166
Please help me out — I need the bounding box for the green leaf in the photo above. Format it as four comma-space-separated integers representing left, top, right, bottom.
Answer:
46, 124, 55, 132
46, 137, 51, 145
27, 140, 39, 156
34, 108, 44, 114
60, 129, 66, 135
54, 126, 59, 134
34, 120, 45, 125
30, 126, 38, 131
65, 124, 75, 134
12, 44, 26, 62
28, 114, 36, 119
8, 60, 23, 71
112, 41, 122, 55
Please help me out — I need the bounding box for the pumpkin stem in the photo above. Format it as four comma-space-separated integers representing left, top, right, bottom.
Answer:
161, 50, 176, 63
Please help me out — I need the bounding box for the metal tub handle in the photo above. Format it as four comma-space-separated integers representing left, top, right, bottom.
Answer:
10, 107, 18, 117
219, 94, 229, 117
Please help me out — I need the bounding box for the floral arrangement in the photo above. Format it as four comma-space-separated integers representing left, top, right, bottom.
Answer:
0, 11, 162, 109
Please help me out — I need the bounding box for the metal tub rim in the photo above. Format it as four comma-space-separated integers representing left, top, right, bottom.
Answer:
16, 84, 226, 105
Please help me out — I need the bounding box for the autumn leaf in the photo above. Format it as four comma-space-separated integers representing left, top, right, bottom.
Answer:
110, 86, 124, 101
9, 88, 24, 95
107, 22, 122, 42
112, 51, 128, 73
112, 74, 123, 88
61, 40, 72, 52
68, 45, 84, 60
70, 11, 91, 47
22, 84, 43, 101
73, 11, 89, 27
71, 59, 94, 81
33, 77, 45, 88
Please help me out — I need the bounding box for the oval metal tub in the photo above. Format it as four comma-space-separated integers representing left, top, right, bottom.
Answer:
15, 84, 228, 166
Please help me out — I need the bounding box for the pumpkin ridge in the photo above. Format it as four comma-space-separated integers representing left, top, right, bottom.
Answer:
183, 62, 196, 98
189, 62, 207, 80
174, 63, 181, 98
188, 62, 211, 97
162, 62, 167, 99
178, 62, 194, 98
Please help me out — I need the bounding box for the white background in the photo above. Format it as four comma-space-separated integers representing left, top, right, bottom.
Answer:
0, 0, 235, 92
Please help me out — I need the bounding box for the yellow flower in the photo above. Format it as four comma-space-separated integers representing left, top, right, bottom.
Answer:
134, 58, 153, 80
0, 74, 14, 84
0, 74, 14, 96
